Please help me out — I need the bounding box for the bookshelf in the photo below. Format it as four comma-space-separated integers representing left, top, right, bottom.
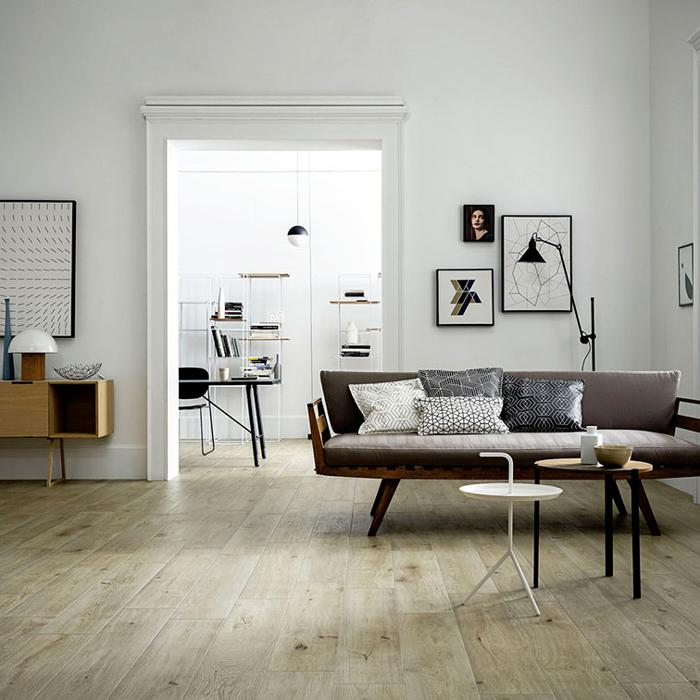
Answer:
331, 273, 382, 369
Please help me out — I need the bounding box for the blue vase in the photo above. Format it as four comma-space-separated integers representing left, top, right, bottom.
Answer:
2, 298, 15, 381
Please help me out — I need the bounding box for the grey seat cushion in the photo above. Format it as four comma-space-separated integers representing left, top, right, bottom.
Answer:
324, 430, 700, 468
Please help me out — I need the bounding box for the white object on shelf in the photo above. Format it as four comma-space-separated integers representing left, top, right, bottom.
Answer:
217, 287, 225, 320
459, 452, 562, 617
346, 320, 359, 345
580, 425, 603, 465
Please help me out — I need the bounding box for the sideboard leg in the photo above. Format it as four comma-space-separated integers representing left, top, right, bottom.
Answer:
59, 438, 66, 481
47, 438, 55, 488
368, 479, 400, 536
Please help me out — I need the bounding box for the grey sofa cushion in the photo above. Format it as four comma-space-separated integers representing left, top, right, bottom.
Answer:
324, 429, 700, 468
502, 376, 584, 432
418, 367, 504, 397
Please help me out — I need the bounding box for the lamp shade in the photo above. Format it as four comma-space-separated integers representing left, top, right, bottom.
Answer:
287, 225, 309, 247
517, 237, 547, 264
8, 328, 58, 354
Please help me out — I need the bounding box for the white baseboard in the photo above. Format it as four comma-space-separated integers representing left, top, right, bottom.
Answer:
662, 477, 699, 504
0, 441, 146, 481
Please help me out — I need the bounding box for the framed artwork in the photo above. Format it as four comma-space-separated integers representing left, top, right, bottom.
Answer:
0, 200, 76, 337
463, 204, 495, 242
501, 215, 572, 312
436, 268, 494, 326
678, 243, 693, 307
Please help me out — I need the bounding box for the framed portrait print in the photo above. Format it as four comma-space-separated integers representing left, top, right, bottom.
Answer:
501, 215, 572, 312
678, 243, 693, 307
0, 200, 76, 337
436, 269, 494, 326
463, 204, 495, 242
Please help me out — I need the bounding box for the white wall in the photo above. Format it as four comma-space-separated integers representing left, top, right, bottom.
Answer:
0, 0, 654, 477
650, 0, 700, 501
177, 149, 381, 439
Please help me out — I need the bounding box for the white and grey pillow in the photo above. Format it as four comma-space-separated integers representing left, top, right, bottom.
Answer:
418, 367, 504, 398
349, 379, 426, 434
413, 396, 509, 436
502, 375, 585, 432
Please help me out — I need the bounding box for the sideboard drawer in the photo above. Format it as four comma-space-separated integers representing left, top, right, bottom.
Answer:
0, 382, 49, 437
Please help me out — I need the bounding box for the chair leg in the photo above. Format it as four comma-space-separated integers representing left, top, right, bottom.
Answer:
199, 406, 215, 456
208, 400, 216, 454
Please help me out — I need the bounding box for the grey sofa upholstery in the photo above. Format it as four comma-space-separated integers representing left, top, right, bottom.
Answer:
308, 370, 700, 535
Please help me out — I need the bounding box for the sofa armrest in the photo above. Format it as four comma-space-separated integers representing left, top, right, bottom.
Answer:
673, 397, 700, 434
307, 398, 331, 470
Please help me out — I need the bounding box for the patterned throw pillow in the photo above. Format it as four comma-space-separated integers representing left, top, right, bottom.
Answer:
418, 367, 504, 398
413, 396, 509, 436
349, 379, 426, 434
502, 375, 585, 432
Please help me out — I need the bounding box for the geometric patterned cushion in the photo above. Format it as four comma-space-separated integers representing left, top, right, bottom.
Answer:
413, 396, 509, 435
502, 375, 585, 432
418, 367, 504, 398
349, 379, 426, 434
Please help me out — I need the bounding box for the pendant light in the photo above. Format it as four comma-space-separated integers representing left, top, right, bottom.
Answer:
287, 153, 309, 247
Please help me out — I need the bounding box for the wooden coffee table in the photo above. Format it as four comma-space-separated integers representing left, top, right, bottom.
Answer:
533, 458, 653, 599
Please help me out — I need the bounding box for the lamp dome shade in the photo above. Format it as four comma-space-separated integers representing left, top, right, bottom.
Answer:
287, 225, 309, 247
517, 237, 547, 264
8, 328, 58, 354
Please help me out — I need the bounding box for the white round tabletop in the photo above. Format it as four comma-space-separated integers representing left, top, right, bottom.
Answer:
459, 482, 563, 502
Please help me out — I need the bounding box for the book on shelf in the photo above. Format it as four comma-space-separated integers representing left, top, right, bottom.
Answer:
221, 334, 232, 358
243, 354, 278, 377
231, 337, 240, 357
211, 326, 224, 357
341, 343, 371, 350
344, 289, 366, 298
250, 323, 280, 331
341, 350, 371, 357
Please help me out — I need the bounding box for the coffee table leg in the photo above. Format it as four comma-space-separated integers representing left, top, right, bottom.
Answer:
605, 474, 613, 577
533, 469, 540, 588
631, 469, 641, 599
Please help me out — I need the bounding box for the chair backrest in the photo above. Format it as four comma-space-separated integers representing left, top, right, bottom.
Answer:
179, 367, 210, 400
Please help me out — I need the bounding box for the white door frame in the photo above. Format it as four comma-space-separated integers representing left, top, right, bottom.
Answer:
142, 97, 409, 480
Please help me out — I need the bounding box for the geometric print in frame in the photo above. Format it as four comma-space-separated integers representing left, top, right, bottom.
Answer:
0, 200, 76, 337
413, 396, 509, 435
501, 375, 584, 432
501, 215, 572, 312
436, 268, 494, 326
349, 379, 427, 434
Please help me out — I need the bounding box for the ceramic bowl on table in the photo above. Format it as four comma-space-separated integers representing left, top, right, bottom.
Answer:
594, 444, 634, 468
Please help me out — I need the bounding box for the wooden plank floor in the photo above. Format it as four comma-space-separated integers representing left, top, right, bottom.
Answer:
0, 439, 699, 699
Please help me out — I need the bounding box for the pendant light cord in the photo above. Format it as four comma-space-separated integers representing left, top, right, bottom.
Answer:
307, 154, 314, 406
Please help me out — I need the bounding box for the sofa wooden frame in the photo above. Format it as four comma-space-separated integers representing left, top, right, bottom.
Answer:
308, 397, 700, 536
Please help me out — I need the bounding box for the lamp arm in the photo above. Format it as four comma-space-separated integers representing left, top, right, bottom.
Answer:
533, 236, 591, 343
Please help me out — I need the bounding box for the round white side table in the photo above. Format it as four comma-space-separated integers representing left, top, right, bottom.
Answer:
460, 452, 562, 616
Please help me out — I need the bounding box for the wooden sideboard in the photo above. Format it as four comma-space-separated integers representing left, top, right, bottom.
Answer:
0, 380, 114, 486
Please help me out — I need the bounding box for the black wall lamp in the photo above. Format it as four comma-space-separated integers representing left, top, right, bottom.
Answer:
518, 234, 597, 371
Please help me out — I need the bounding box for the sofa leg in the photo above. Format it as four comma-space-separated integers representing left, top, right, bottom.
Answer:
610, 482, 628, 516
368, 479, 400, 536
634, 481, 661, 536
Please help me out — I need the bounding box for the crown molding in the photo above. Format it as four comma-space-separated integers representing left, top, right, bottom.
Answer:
141, 96, 408, 121
690, 28, 700, 51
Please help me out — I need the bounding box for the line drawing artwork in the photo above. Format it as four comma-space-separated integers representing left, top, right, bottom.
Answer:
0, 201, 76, 337
503, 216, 571, 312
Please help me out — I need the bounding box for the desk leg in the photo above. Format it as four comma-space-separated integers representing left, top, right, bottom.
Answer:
631, 469, 641, 599
252, 384, 266, 459
245, 384, 260, 467
533, 469, 540, 589
605, 474, 613, 577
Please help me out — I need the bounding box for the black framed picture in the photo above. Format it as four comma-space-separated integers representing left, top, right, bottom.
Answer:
436, 269, 494, 326
463, 204, 495, 242
0, 200, 76, 337
501, 215, 572, 312
678, 243, 693, 307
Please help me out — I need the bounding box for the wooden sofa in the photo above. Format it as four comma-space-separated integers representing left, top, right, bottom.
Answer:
308, 370, 700, 535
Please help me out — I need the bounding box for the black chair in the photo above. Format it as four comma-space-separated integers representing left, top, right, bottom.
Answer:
179, 367, 215, 455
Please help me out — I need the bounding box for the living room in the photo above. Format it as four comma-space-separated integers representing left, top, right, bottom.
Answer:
1, 1, 700, 698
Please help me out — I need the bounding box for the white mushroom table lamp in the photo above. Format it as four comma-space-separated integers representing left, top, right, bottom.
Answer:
8, 328, 58, 381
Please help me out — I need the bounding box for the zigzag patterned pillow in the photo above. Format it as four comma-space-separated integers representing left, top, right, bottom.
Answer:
413, 396, 509, 435
349, 379, 426, 434
502, 375, 585, 432
418, 367, 504, 397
